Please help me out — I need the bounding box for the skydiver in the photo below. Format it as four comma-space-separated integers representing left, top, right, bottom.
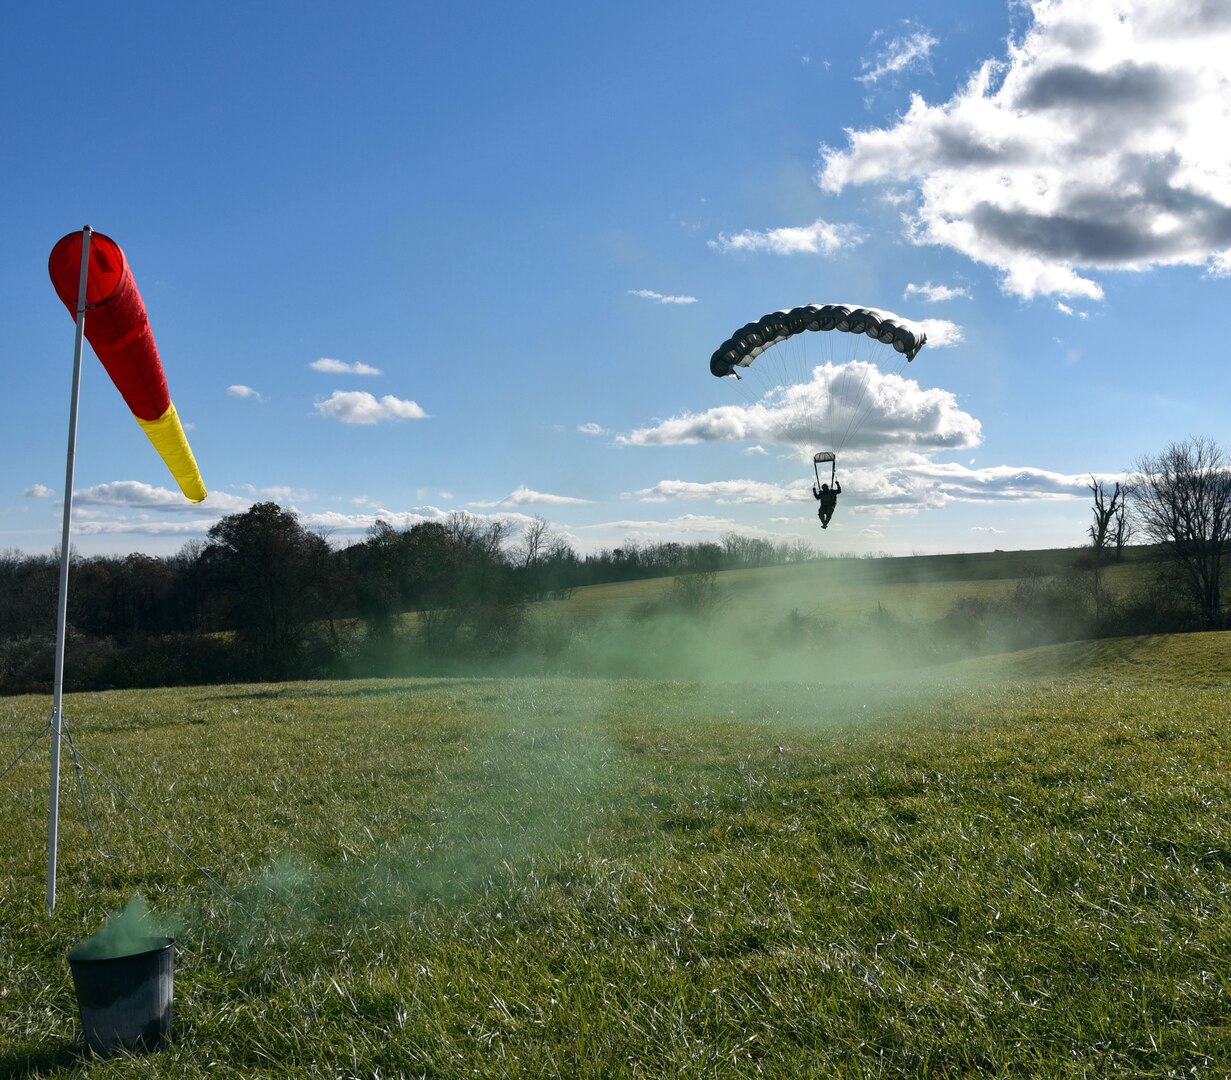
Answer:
812, 479, 841, 529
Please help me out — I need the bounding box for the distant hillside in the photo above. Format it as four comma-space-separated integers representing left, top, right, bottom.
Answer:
937, 630, 1231, 687
551, 544, 1164, 627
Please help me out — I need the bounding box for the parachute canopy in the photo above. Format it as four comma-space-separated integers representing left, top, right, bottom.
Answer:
710, 303, 926, 379
48, 230, 206, 503
707, 302, 931, 461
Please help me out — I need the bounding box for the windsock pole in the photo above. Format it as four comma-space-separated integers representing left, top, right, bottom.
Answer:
47, 225, 92, 915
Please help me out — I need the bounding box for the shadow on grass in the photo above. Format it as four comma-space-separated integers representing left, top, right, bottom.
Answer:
0, 1041, 87, 1076
203, 678, 476, 702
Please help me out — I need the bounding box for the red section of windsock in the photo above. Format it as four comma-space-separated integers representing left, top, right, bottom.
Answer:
47, 231, 171, 422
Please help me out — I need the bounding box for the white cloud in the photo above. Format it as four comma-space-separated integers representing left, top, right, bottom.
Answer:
971, 526, 1006, 534
24, 484, 53, 498
857, 27, 938, 85
1055, 301, 1088, 318
916, 319, 964, 347
618, 361, 981, 456
227, 384, 262, 399
70, 518, 221, 538
709, 218, 863, 256
577, 422, 608, 436
244, 484, 314, 502
627, 459, 1096, 518
628, 289, 698, 305
631, 479, 801, 505
742, 444, 769, 456
584, 514, 758, 537
74, 481, 250, 513
469, 485, 593, 508
310, 358, 383, 376
315, 391, 428, 424
850, 458, 1098, 514
820, 0, 1231, 298
293, 505, 546, 538
904, 281, 968, 302
298, 507, 448, 534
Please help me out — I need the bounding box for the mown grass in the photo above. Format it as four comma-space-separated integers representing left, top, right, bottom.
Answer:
1, 632, 1230, 1077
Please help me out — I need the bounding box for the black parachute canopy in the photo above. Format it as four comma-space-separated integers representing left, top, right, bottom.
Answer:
710, 303, 927, 378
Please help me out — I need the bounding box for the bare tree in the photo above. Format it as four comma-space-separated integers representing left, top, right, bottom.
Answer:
516, 515, 551, 570
1128, 437, 1231, 630
1112, 493, 1134, 559
1088, 476, 1123, 556
1087, 476, 1124, 626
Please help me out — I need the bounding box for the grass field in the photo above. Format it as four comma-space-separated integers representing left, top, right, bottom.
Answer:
2, 617, 1230, 1077
551, 545, 1142, 625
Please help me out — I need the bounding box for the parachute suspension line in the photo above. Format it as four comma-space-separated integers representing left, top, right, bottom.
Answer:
838, 358, 876, 451
839, 350, 911, 455
813, 453, 836, 489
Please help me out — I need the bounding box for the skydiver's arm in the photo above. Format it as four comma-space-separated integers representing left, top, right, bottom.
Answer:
834, 481, 842, 494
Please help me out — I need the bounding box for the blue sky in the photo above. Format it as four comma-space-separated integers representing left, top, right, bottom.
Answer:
4, 0, 1229, 559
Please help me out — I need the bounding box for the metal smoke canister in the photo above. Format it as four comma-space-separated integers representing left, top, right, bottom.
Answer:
67, 936, 174, 1055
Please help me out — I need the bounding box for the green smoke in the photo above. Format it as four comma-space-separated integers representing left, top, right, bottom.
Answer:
71, 895, 176, 961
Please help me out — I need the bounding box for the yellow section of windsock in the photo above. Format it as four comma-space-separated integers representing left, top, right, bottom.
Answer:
135, 402, 207, 503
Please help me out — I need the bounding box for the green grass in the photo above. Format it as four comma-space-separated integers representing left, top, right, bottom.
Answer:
553, 545, 1154, 625
2, 631, 1230, 1076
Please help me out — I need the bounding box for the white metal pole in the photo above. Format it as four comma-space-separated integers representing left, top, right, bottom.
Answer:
47, 225, 92, 916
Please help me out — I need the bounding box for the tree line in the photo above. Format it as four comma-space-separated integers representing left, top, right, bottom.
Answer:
0, 506, 814, 693
2, 436, 1227, 694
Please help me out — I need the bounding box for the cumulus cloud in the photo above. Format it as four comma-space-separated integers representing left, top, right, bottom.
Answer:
709, 218, 863, 256
820, 0, 1231, 298
577, 422, 608, 436
74, 481, 249, 513
904, 281, 968, 302
287, 505, 548, 539
298, 507, 449, 534
583, 514, 756, 537
315, 391, 427, 424
857, 26, 938, 85
618, 361, 981, 456
916, 318, 964, 347
71, 518, 222, 538
848, 458, 1097, 513
628, 459, 1099, 519
24, 484, 53, 498
227, 384, 262, 399
310, 358, 382, 376
243, 484, 313, 502
628, 289, 698, 305
631, 479, 801, 505
469, 485, 593, 508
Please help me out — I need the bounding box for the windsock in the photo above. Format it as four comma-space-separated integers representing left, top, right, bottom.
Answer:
48, 229, 206, 502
